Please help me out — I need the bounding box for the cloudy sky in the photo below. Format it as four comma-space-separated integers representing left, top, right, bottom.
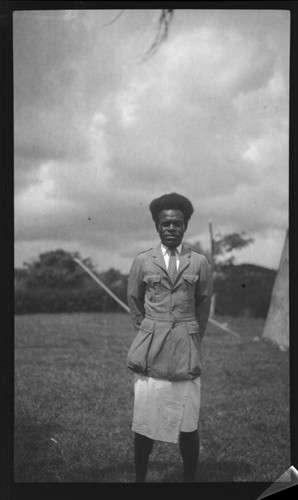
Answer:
14, 9, 289, 273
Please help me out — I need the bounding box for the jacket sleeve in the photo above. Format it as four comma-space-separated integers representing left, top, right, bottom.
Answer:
127, 254, 146, 333
195, 256, 213, 338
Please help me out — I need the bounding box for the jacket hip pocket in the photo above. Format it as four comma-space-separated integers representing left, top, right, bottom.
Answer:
127, 318, 155, 374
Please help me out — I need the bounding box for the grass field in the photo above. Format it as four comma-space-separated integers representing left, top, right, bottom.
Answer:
14, 312, 290, 483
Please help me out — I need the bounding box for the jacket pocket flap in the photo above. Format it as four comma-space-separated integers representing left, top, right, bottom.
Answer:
143, 274, 161, 285
139, 318, 155, 333
186, 321, 200, 334
183, 274, 199, 284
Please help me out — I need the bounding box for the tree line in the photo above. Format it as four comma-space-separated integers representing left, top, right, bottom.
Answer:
14, 250, 128, 315
14, 232, 277, 318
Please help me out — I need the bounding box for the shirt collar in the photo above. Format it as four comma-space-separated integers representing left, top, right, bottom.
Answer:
160, 242, 182, 256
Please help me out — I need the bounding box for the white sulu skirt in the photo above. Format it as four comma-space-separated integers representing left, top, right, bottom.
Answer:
132, 373, 201, 443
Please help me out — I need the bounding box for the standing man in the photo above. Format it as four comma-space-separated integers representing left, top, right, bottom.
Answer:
127, 193, 212, 482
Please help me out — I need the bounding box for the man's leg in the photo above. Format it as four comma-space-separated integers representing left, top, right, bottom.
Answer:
134, 432, 154, 482
179, 430, 199, 482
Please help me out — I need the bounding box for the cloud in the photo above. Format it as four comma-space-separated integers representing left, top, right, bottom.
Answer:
14, 9, 289, 270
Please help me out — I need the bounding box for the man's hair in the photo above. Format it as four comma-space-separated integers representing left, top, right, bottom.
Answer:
149, 192, 194, 228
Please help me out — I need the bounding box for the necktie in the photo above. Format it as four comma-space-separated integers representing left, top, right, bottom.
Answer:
167, 248, 177, 284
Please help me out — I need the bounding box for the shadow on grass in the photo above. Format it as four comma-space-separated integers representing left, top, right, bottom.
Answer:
14, 412, 253, 483
78, 460, 180, 483
162, 460, 253, 483
127, 458, 253, 483
91, 458, 253, 482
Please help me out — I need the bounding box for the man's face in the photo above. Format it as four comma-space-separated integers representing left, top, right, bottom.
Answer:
157, 209, 186, 248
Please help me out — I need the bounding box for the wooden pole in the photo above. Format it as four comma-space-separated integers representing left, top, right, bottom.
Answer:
209, 221, 215, 274
209, 317, 240, 338
209, 221, 216, 317
73, 257, 130, 313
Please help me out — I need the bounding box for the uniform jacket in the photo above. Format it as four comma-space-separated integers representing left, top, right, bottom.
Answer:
126, 243, 213, 381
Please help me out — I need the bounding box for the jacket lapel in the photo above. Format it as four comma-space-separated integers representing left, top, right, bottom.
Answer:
174, 243, 191, 285
152, 244, 168, 275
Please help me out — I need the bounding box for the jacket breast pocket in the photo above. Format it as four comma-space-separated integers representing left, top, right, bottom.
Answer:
143, 274, 161, 302
183, 274, 199, 285
182, 274, 199, 298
